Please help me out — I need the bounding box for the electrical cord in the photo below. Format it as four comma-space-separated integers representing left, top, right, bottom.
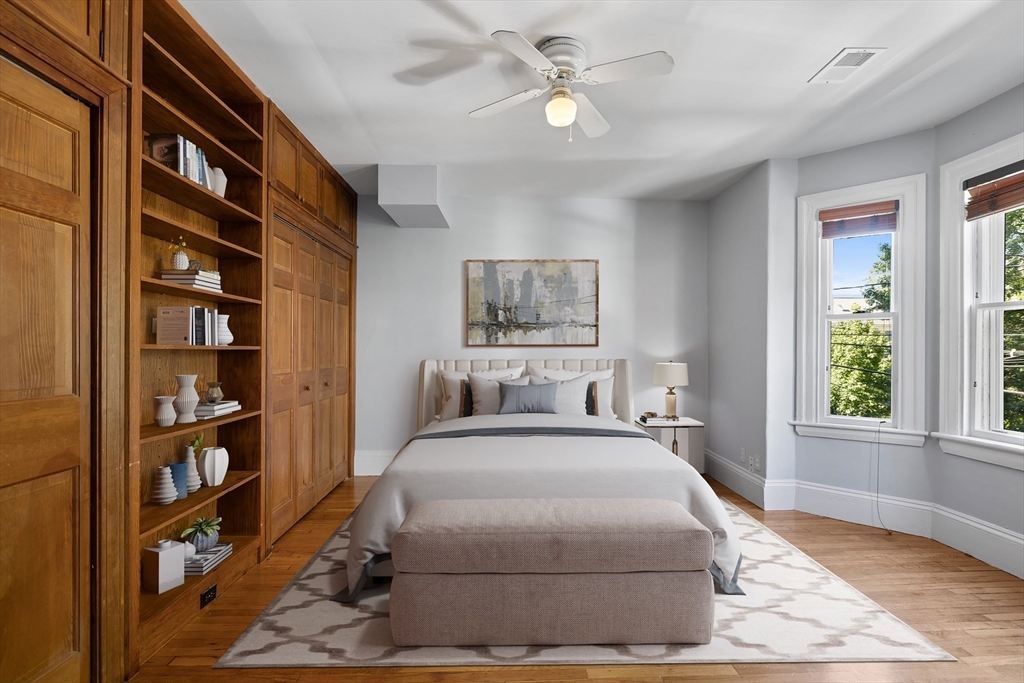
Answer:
874, 419, 892, 535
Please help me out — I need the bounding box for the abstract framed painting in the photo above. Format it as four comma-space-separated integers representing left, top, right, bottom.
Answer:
466, 259, 599, 346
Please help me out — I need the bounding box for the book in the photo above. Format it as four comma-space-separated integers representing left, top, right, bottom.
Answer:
155, 307, 191, 345
192, 307, 205, 345
144, 134, 180, 172
194, 402, 241, 416
184, 542, 233, 576
161, 270, 221, 281
212, 308, 218, 346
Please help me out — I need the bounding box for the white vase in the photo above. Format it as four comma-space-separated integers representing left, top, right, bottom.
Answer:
183, 541, 196, 560
198, 446, 229, 487
154, 396, 176, 427
184, 446, 202, 494
152, 466, 177, 505
171, 250, 188, 270
216, 315, 233, 346
173, 374, 199, 424
210, 167, 228, 197
203, 160, 214, 191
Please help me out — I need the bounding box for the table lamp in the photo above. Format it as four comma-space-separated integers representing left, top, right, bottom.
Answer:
653, 361, 689, 419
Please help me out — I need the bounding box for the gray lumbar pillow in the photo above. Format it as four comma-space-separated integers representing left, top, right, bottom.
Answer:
498, 380, 558, 414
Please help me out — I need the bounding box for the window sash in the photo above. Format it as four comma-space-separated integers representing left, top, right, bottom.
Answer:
971, 300, 1024, 441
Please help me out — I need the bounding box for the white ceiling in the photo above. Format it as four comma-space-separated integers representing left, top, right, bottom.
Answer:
181, 0, 1024, 200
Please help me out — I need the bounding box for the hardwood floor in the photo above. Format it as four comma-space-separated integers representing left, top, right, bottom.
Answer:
133, 477, 1024, 683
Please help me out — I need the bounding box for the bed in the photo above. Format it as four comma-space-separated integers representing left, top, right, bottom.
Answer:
337, 359, 744, 602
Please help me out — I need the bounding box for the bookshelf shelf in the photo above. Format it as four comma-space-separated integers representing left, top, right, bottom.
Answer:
141, 276, 261, 304
139, 409, 261, 445
141, 208, 261, 259
139, 471, 260, 536
142, 87, 261, 178
141, 344, 261, 351
142, 33, 262, 142
141, 156, 260, 222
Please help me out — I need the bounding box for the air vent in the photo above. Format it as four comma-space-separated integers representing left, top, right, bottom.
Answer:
809, 48, 886, 84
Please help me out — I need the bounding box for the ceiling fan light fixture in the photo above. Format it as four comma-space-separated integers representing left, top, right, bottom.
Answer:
545, 88, 577, 127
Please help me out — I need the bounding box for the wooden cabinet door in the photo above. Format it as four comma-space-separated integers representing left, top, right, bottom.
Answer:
314, 245, 335, 501
298, 148, 320, 218
320, 172, 339, 230
294, 230, 318, 518
8, 0, 103, 61
268, 217, 297, 541
333, 253, 353, 484
338, 184, 356, 244
0, 59, 91, 683
271, 116, 299, 200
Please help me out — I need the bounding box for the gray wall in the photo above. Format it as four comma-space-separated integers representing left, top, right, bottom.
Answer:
355, 195, 709, 455
792, 84, 1024, 533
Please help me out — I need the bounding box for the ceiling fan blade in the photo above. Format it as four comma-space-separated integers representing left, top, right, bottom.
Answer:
572, 93, 610, 138
581, 51, 674, 85
469, 86, 548, 118
491, 30, 557, 74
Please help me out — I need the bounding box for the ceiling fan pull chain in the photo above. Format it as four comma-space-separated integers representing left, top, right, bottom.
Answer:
568, 123, 573, 143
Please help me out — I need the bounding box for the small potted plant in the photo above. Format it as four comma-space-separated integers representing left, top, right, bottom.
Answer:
181, 516, 221, 553
168, 235, 188, 270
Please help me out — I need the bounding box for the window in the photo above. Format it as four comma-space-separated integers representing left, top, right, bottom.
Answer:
938, 135, 1024, 470
794, 175, 926, 446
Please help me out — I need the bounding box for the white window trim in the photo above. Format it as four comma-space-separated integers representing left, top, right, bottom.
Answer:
794, 174, 927, 446
936, 133, 1024, 470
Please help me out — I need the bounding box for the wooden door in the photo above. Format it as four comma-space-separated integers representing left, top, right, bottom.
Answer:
297, 147, 319, 217
294, 230, 318, 518
338, 184, 355, 244
7, 0, 103, 60
271, 117, 299, 200
314, 245, 335, 501
333, 253, 352, 484
320, 172, 339, 231
0, 58, 91, 683
268, 217, 297, 541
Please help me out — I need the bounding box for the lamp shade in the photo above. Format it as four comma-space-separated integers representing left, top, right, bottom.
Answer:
653, 362, 689, 388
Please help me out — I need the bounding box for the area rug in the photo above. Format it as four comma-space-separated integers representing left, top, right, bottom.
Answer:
216, 500, 953, 667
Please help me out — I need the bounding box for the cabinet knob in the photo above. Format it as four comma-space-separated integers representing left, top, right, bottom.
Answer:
303, 385, 311, 391
323, 380, 330, 387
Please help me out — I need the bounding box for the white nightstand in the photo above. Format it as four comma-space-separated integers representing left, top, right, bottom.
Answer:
635, 417, 705, 473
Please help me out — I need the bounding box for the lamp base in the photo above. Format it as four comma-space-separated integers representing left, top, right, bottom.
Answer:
664, 389, 677, 419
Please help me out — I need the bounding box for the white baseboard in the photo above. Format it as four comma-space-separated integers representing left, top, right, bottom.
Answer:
354, 450, 397, 476
932, 504, 1024, 578
705, 449, 1023, 579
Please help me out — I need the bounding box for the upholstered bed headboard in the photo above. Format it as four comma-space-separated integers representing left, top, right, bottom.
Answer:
418, 359, 634, 430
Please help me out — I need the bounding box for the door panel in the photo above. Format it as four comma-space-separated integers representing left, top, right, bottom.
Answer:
272, 122, 298, 198
0, 59, 90, 683
268, 219, 297, 540
298, 149, 319, 216
320, 173, 338, 230
333, 255, 351, 483
8, 0, 102, 60
295, 402, 315, 517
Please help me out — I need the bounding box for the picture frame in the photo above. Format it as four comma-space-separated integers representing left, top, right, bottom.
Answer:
465, 259, 599, 346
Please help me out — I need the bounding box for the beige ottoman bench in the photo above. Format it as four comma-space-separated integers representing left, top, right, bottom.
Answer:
389, 498, 715, 647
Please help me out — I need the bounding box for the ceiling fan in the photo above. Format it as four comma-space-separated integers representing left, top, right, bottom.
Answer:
469, 31, 674, 138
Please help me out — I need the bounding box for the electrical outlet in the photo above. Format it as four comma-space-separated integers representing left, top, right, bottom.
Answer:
740, 448, 746, 464
200, 584, 217, 609
754, 454, 761, 472
748, 456, 755, 472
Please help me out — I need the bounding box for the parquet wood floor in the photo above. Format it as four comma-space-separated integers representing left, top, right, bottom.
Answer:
132, 477, 1024, 682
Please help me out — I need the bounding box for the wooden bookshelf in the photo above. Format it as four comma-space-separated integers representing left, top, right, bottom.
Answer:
128, 0, 267, 673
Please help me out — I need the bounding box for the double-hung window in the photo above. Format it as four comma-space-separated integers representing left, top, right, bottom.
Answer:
795, 175, 927, 445
939, 135, 1024, 469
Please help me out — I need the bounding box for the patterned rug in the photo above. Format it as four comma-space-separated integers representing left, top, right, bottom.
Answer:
216, 500, 953, 667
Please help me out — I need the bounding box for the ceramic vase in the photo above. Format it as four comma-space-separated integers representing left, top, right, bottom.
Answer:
171, 250, 188, 270
190, 529, 219, 553
168, 462, 188, 500
173, 374, 199, 423
198, 446, 229, 487
154, 396, 176, 427
183, 540, 196, 560
152, 466, 177, 505
210, 167, 228, 197
216, 315, 233, 346
184, 446, 202, 494
205, 381, 224, 404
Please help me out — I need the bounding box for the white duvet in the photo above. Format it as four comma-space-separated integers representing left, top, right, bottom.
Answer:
342, 413, 744, 599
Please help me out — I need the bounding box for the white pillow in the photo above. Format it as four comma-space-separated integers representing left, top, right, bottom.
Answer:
530, 374, 616, 418
529, 374, 589, 415
590, 376, 616, 418
469, 374, 530, 416
437, 367, 524, 421
527, 366, 614, 381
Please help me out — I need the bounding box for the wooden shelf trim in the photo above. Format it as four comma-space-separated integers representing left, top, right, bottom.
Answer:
140, 344, 260, 351
141, 156, 260, 222
142, 87, 262, 178
139, 534, 258, 625
139, 470, 260, 537
141, 208, 261, 260
140, 276, 262, 304
139, 409, 261, 445
142, 33, 262, 142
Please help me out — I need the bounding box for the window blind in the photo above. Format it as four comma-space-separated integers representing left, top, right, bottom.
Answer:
819, 199, 899, 239
965, 169, 1024, 222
